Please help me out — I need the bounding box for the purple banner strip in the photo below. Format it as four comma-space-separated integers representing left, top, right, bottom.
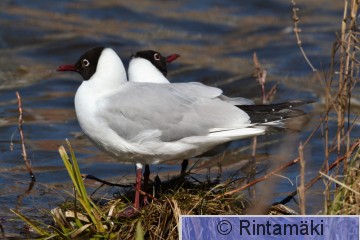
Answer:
180, 216, 359, 240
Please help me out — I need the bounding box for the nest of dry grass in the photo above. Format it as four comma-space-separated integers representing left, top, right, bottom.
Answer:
54, 176, 250, 239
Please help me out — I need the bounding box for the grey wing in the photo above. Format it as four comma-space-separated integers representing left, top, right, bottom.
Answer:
218, 95, 255, 105
168, 82, 223, 99
184, 82, 255, 105
98, 83, 250, 142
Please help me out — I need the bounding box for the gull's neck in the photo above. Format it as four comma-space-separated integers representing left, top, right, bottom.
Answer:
81, 48, 127, 95
128, 58, 169, 83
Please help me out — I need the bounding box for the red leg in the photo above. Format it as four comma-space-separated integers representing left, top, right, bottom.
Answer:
134, 163, 143, 210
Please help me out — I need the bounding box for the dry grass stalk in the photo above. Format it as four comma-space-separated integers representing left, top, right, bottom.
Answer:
281, 140, 360, 205
298, 142, 305, 215
253, 52, 267, 104
251, 136, 257, 158
217, 157, 300, 198
291, 0, 317, 71
319, 171, 360, 196
326, 147, 360, 214
251, 53, 277, 160
16, 91, 36, 181
253, 52, 277, 104
335, 0, 359, 155
291, 0, 359, 214
319, 0, 360, 210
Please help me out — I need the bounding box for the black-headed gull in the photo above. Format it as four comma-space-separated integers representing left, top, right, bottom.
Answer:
128, 49, 254, 174
128, 50, 180, 83
57, 46, 309, 209
128, 49, 255, 105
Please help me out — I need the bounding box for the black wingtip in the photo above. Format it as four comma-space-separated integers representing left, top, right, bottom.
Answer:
238, 100, 313, 124
238, 100, 314, 113
248, 109, 307, 124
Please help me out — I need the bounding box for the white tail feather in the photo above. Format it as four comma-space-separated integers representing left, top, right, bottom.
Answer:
209, 128, 265, 140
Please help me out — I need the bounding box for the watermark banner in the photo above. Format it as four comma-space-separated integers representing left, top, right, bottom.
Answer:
180, 216, 359, 240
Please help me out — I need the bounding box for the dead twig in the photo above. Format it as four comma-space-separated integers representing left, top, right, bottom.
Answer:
251, 53, 277, 161
218, 139, 359, 200
16, 92, 36, 181
82, 174, 132, 188
217, 112, 324, 199
280, 139, 360, 205
292, 0, 317, 71
251, 137, 257, 158
253, 52, 269, 104
298, 142, 305, 215
16, 180, 36, 210
216, 157, 300, 198
265, 83, 278, 102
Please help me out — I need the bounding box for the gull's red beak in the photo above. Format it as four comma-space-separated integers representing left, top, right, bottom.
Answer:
166, 54, 180, 63
57, 64, 78, 72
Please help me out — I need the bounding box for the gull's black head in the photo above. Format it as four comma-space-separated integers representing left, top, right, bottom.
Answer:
132, 50, 180, 77
57, 46, 105, 80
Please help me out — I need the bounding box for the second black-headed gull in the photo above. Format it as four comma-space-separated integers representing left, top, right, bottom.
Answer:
57, 46, 309, 209
128, 50, 180, 83
128, 49, 255, 105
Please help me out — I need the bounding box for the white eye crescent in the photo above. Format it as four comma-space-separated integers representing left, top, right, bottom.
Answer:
82, 59, 90, 67
154, 53, 161, 61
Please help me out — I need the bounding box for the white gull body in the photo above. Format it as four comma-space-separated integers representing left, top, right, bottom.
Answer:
65, 47, 266, 165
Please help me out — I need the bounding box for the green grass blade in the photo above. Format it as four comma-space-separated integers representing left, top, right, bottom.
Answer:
10, 208, 51, 237
59, 142, 105, 232
135, 221, 144, 240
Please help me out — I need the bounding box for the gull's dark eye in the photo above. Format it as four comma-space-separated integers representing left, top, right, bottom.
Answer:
154, 53, 161, 61
82, 59, 90, 67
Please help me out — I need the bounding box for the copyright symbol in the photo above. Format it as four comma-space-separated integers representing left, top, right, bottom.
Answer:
217, 220, 232, 235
